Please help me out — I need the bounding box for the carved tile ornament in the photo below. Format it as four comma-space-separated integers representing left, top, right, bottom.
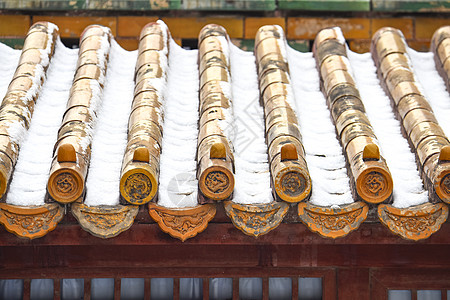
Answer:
298, 201, 369, 239
378, 202, 448, 241
148, 203, 216, 242
123, 173, 152, 203
71, 203, 139, 239
223, 201, 289, 238
205, 171, 230, 194
0, 203, 64, 239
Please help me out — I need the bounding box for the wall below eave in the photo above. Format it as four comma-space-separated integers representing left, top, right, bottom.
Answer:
0, 12, 448, 52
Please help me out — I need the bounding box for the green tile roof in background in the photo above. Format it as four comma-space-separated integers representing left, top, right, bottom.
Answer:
372, 0, 450, 12
87, 0, 181, 10
182, 0, 276, 10
1, 0, 86, 9
278, 0, 369, 11
0, 38, 25, 49
1, 0, 450, 11
0, 0, 182, 10
0, 0, 276, 10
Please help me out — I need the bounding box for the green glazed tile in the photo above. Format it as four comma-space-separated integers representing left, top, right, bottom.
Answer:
0, 38, 25, 49
278, 0, 369, 11
288, 40, 310, 52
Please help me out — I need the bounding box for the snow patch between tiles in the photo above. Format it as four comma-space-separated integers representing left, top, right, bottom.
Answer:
157, 39, 199, 208
287, 46, 354, 207
7, 39, 78, 206
84, 40, 136, 206
407, 47, 450, 139
230, 43, 273, 205
347, 49, 428, 208
0, 44, 21, 102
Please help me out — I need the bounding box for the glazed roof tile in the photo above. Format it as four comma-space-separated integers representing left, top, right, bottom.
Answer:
0, 21, 449, 241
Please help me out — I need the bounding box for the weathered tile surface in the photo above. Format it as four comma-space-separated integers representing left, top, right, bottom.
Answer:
416, 18, 450, 40
0, 15, 30, 36
244, 17, 285, 39
33, 16, 117, 37
164, 17, 244, 39
118, 16, 159, 38
287, 17, 370, 39
371, 18, 414, 39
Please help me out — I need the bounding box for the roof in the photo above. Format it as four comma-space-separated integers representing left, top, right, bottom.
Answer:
2, 0, 450, 12
0, 20, 449, 241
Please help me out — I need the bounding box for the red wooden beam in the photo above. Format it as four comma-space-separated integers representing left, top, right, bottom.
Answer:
371, 268, 450, 289
2, 222, 450, 247
2, 243, 450, 272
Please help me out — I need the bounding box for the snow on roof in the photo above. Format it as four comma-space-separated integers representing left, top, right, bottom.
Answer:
0, 21, 449, 241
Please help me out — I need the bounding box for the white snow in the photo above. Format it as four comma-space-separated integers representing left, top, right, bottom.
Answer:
19, 63, 46, 107
96, 28, 112, 70
274, 25, 288, 62
287, 46, 354, 207
0, 27, 443, 209
347, 49, 428, 208
84, 40, 137, 206
37, 23, 58, 69
6, 121, 29, 146
86, 79, 103, 118
407, 47, 450, 138
7, 39, 78, 206
229, 43, 273, 204
217, 36, 230, 60
0, 44, 20, 100
157, 39, 199, 208
333, 27, 346, 45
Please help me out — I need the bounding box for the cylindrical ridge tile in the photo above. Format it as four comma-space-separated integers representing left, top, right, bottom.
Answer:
196, 24, 235, 202
256, 25, 312, 203
315, 27, 393, 204
0, 22, 58, 198
372, 26, 450, 203
431, 26, 450, 96
120, 22, 169, 205
48, 25, 110, 204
